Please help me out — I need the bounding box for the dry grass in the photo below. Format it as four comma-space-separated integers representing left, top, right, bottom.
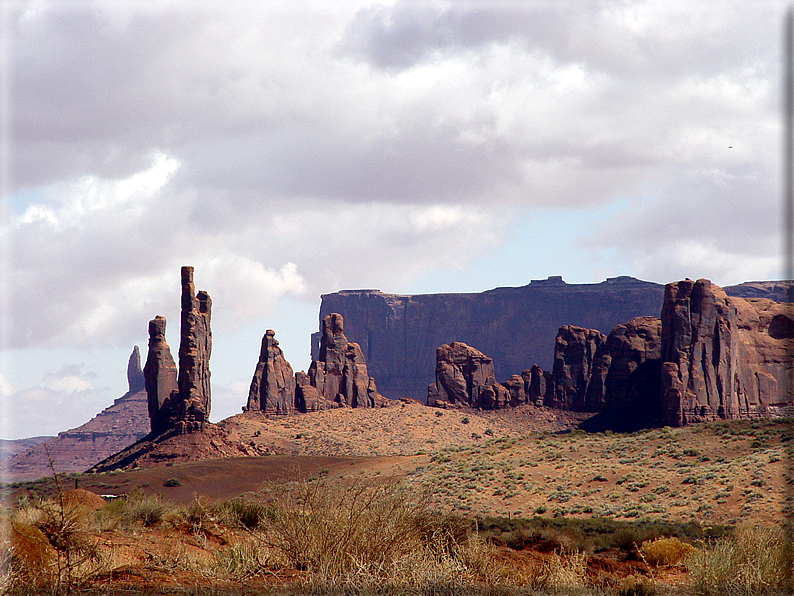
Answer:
686, 524, 792, 595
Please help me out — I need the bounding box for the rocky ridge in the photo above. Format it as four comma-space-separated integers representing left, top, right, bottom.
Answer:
425, 279, 791, 428
2, 348, 150, 480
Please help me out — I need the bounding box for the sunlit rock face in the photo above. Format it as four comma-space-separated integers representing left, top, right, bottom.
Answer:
660, 279, 794, 426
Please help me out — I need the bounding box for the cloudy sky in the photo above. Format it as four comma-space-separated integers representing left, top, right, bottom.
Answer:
0, 0, 786, 440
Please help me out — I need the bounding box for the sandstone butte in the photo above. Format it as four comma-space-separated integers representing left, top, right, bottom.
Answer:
2, 347, 150, 480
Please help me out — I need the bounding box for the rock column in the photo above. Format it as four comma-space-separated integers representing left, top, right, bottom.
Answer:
143, 267, 212, 436
247, 330, 296, 414
143, 316, 179, 435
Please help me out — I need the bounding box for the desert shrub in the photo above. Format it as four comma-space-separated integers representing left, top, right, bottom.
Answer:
210, 539, 281, 580
259, 477, 469, 579
686, 524, 791, 595
618, 574, 657, 596
217, 498, 273, 530
640, 536, 695, 566
163, 477, 181, 487
121, 492, 168, 527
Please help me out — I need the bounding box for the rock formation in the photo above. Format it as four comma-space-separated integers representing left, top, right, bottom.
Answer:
525, 365, 552, 405
244, 314, 387, 414
177, 266, 212, 421
550, 326, 606, 411
247, 330, 297, 414
315, 277, 782, 403
127, 345, 145, 394
144, 316, 179, 434
599, 316, 662, 413
427, 342, 513, 409
144, 266, 211, 435
3, 347, 150, 480
660, 279, 793, 426
306, 313, 387, 408
316, 277, 666, 402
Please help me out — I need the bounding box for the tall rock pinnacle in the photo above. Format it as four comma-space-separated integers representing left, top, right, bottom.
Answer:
177, 266, 212, 418
143, 267, 212, 435
127, 345, 145, 394
144, 316, 179, 435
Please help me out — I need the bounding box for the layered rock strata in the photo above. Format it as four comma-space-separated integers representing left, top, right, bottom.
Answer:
145, 266, 211, 435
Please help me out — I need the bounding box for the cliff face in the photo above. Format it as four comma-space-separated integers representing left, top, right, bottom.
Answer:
2, 348, 150, 481
316, 276, 666, 401
660, 279, 794, 425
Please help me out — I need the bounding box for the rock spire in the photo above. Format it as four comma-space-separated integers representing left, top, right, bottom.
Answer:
144, 267, 212, 435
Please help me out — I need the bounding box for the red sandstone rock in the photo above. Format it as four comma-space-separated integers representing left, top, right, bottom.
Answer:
246, 330, 297, 414
550, 326, 606, 411
660, 279, 793, 426
4, 348, 150, 480
524, 365, 551, 406
144, 316, 179, 435
427, 342, 511, 409
600, 316, 661, 411
127, 345, 145, 394
144, 267, 212, 436
502, 374, 527, 407
304, 314, 387, 408
177, 266, 212, 428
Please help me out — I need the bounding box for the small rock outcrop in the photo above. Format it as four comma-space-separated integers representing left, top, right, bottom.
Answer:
144, 267, 211, 436
247, 330, 297, 414
525, 365, 552, 405
427, 342, 513, 409
550, 326, 606, 411
306, 314, 388, 408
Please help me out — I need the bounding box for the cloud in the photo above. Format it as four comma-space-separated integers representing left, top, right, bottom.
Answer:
2, 0, 788, 440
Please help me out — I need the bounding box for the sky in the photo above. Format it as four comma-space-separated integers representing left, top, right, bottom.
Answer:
0, 0, 786, 440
